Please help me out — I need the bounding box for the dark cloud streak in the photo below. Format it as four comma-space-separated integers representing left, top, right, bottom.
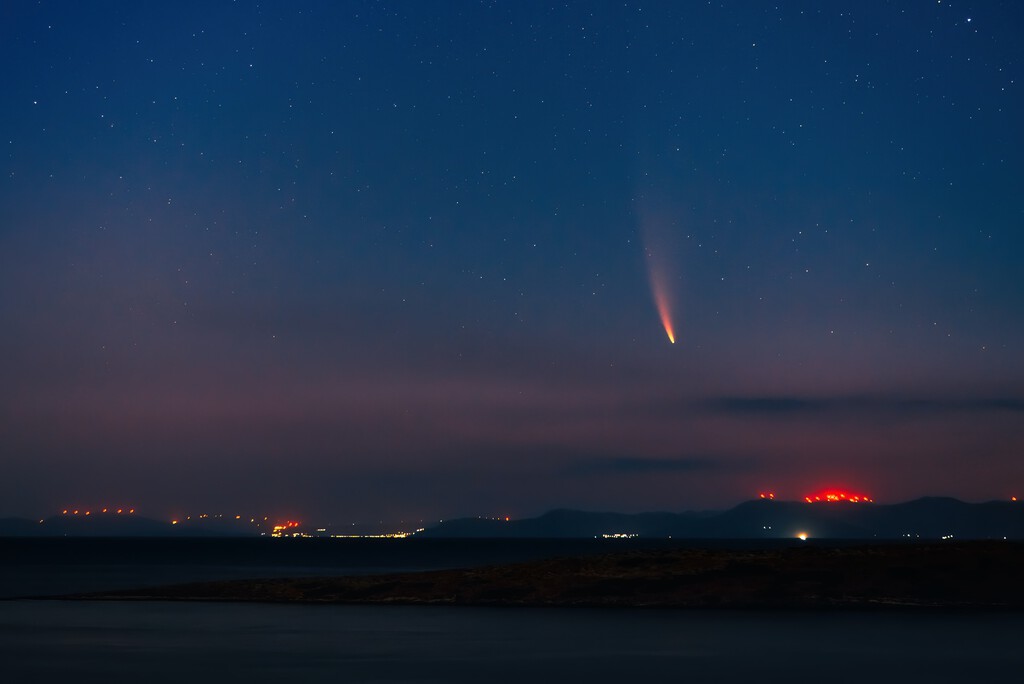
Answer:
566, 455, 747, 477
702, 396, 1024, 418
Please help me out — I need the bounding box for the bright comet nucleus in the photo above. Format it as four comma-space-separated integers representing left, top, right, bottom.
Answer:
646, 255, 677, 344
653, 278, 675, 343
638, 202, 681, 344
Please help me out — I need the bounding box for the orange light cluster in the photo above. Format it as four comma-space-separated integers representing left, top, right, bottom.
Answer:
62, 507, 134, 515
758, 492, 776, 500
270, 520, 303, 537
804, 489, 872, 503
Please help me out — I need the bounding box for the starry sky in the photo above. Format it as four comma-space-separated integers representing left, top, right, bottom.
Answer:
2, 1, 1022, 523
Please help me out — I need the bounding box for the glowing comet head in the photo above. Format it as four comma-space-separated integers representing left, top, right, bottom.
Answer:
655, 288, 675, 343
638, 205, 682, 344
647, 258, 677, 344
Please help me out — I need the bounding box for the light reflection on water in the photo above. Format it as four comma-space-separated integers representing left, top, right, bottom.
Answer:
1, 600, 1022, 683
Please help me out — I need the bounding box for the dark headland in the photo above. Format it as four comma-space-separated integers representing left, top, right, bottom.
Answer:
77, 541, 1024, 610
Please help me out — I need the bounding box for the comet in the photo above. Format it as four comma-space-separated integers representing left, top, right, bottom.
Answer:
648, 263, 676, 344
637, 198, 681, 344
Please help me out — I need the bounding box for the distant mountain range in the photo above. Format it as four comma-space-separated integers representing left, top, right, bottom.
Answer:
418, 497, 1024, 540
3, 498, 1023, 539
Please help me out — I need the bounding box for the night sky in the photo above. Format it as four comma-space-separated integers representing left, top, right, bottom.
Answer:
2, 1, 1022, 523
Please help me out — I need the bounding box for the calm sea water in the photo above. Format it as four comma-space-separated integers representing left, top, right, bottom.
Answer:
1, 601, 1021, 683
1, 539, 1021, 682
0, 537, 814, 599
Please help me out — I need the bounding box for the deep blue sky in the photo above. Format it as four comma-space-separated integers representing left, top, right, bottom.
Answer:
2, 1, 1022, 523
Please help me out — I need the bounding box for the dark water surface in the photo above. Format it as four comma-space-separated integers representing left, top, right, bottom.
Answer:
0, 537, 813, 599
1, 600, 1021, 683
0, 537, 602, 598
2, 538, 1021, 682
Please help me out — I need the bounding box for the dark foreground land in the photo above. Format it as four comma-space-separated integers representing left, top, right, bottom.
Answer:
76, 541, 1024, 609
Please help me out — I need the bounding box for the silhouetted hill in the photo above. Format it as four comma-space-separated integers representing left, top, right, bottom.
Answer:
6, 498, 1023, 539
420, 498, 1024, 540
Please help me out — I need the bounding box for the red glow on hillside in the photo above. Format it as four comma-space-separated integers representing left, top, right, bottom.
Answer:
804, 489, 873, 503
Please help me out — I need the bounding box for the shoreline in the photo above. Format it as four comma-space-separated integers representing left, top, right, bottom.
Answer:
61, 541, 1024, 611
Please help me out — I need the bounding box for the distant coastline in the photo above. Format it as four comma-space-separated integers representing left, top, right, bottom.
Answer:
5, 496, 1024, 540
